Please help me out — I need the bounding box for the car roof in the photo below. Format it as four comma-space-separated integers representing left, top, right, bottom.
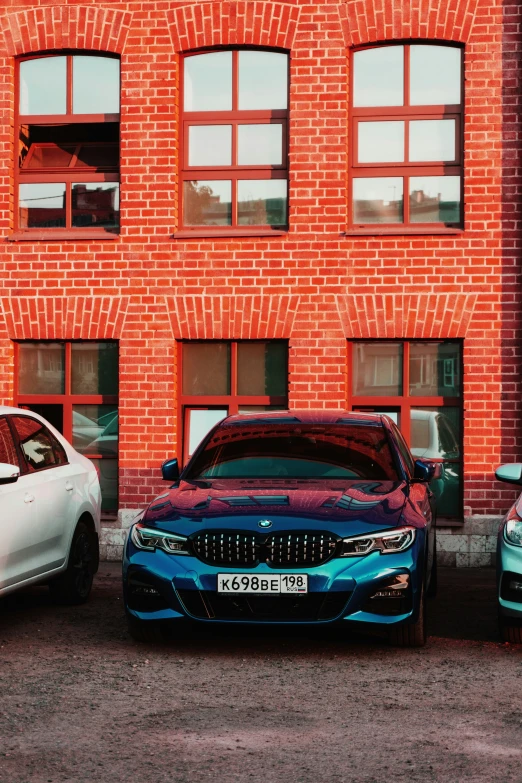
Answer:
0, 405, 41, 416
220, 410, 386, 426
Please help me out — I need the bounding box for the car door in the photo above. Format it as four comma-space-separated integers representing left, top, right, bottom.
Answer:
0, 415, 40, 590
8, 414, 79, 581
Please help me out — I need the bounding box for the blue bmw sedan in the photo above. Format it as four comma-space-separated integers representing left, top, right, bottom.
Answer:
495, 463, 522, 643
123, 411, 437, 646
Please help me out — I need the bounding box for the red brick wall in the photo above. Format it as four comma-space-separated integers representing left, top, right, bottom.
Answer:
0, 0, 518, 515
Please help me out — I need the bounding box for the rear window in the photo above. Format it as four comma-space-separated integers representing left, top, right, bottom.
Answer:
185, 423, 399, 480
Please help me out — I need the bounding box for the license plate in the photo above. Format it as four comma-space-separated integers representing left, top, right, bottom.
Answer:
217, 574, 308, 594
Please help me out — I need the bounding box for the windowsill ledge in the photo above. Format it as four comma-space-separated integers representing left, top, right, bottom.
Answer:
343, 227, 464, 237
7, 229, 120, 242
172, 228, 288, 239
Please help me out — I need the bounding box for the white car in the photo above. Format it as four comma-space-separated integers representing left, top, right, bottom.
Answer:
0, 406, 101, 604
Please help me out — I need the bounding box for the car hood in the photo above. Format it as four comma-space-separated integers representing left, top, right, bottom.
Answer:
140, 479, 413, 538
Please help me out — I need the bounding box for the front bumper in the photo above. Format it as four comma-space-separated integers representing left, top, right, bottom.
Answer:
123, 534, 426, 629
497, 533, 522, 622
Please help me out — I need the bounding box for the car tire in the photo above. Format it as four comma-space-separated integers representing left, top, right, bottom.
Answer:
426, 542, 438, 599
499, 615, 522, 644
48, 521, 97, 605
388, 582, 427, 648
126, 611, 166, 643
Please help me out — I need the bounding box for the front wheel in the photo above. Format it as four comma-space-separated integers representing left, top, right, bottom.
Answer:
388, 582, 427, 648
49, 521, 97, 605
499, 614, 522, 644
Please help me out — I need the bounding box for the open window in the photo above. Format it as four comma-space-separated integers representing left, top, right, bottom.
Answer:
15, 54, 120, 239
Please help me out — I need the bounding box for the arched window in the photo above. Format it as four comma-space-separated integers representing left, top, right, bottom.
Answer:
179, 49, 288, 236
350, 44, 462, 232
16, 54, 120, 237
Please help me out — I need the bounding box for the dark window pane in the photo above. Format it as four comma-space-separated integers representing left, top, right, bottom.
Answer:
18, 343, 65, 394
0, 418, 19, 468
358, 121, 404, 163
182, 343, 230, 395
238, 51, 288, 110
19, 183, 66, 228
411, 406, 460, 517
11, 416, 59, 472
410, 45, 461, 106
183, 180, 232, 226
90, 458, 118, 512
22, 404, 63, 434
237, 180, 287, 226
74, 144, 119, 168
409, 342, 461, 396
409, 120, 455, 162
237, 342, 287, 396
237, 124, 283, 165
409, 176, 460, 223
187, 409, 228, 457
71, 183, 119, 229
353, 177, 403, 224
352, 343, 403, 396
184, 52, 232, 112
72, 56, 120, 114
26, 144, 76, 169
353, 46, 404, 107
20, 57, 66, 115
72, 405, 118, 457
188, 126, 232, 166
71, 343, 118, 395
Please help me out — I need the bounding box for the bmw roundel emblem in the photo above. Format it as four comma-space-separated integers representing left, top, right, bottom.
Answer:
258, 519, 273, 529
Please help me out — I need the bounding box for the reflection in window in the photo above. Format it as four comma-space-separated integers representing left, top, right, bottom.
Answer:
351, 44, 462, 229
350, 340, 462, 517
182, 49, 288, 230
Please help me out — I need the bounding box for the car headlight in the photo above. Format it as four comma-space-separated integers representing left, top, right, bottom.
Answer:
505, 519, 522, 547
131, 523, 190, 555
341, 527, 416, 556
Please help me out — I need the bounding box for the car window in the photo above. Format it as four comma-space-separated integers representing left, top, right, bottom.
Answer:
10, 415, 67, 472
0, 417, 20, 468
185, 423, 399, 480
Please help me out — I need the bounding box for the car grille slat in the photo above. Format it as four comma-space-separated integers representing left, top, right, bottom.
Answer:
191, 531, 338, 567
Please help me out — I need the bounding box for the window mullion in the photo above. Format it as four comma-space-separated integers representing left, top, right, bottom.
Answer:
67, 55, 73, 116
231, 341, 238, 396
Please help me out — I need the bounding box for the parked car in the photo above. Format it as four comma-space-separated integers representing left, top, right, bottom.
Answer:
494, 463, 522, 642
0, 406, 101, 604
123, 411, 437, 646
410, 408, 460, 518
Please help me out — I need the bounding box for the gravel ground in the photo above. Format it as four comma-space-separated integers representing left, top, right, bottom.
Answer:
0, 565, 521, 783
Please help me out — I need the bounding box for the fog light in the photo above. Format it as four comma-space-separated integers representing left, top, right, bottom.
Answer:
509, 580, 522, 592
132, 585, 160, 596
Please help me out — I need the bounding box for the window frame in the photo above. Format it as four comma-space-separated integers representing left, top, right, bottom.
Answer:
178, 339, 289, 463
14, 340, 118, 509
14, 52, 120, 240
177, 47, 289, 238
348, 42, 464, 235
347, 339, 463, 518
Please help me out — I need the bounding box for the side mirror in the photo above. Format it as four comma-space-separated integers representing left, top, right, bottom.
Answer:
161, 458, 180, 482
0, 463, 20, 485
495, 463, 522, 485
413, 459, 436, 483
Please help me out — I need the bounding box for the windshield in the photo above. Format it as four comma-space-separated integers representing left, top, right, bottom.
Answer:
185, 423, 399, 480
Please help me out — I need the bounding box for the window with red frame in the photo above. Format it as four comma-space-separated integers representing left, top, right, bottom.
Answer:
16, 54, 120, 236
180, 50, 288, 234
350, 44, 463, 231
348, 340, 462, 519
180, 341, 288, 462
15, 341, 119, 512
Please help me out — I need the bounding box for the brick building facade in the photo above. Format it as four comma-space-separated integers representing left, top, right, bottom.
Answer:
0, 0, 520, 557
